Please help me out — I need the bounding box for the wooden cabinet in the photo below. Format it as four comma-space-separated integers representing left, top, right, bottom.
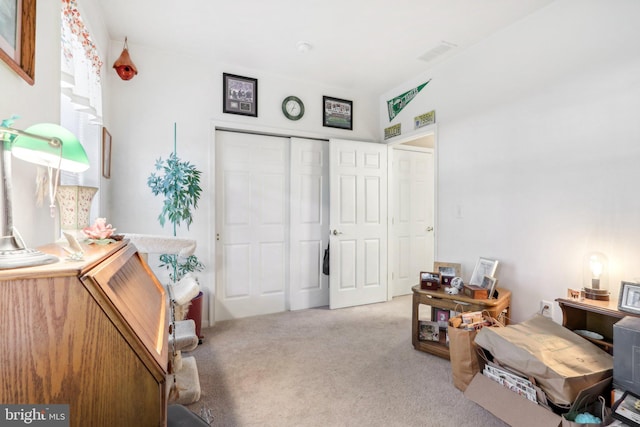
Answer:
0, 241, 168, 426
556, 297, 640, 354
412, 285, 511, 359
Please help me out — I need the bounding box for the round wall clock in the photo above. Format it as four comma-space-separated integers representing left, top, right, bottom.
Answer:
282, 96, 305, 121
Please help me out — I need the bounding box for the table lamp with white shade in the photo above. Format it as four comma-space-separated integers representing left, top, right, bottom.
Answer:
0, 121, 90, 269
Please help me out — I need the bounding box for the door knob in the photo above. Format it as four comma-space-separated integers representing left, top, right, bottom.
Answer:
426, 227, 434, 232
332, 229, 343, 235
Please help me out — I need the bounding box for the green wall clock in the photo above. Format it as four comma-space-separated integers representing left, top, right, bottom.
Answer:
282, 96, 305, 121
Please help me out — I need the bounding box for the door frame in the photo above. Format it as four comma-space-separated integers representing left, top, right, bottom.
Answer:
385, 124, 438, 301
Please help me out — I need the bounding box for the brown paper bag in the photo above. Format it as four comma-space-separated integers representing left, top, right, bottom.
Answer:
448, 313, 502, 391
448, 325, 482, 391
561, 396, 612, 427
474, 314, 613, 406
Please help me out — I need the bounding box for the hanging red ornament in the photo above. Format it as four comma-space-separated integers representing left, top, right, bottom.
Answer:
113, 37, 138, 80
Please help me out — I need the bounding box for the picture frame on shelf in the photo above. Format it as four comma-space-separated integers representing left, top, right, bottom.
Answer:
223, 73, 258, 117
323, 96, 353, 130
469, 257, 499, 286
418, 320, 439, 342
481, 276, 499, 299
618, 281, 640, 315
102, 127, 112, 179
0, 0, 36, 85
420, 271, 440, 290
434, 261, 461, 286
433, 308, 450, 328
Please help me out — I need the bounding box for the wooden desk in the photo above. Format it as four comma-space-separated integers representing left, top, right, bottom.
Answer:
412, 285, 511, 359
0, 241, 169, 426
556, 297, 640, 354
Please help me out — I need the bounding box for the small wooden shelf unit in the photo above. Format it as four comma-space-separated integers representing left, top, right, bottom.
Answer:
412, 285, 511, 359
556, 297, 640, 354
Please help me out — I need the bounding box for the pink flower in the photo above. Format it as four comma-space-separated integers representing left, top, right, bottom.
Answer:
82, 218, 116, 240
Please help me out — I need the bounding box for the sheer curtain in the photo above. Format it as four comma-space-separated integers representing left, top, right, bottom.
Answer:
59, 0, 103, 220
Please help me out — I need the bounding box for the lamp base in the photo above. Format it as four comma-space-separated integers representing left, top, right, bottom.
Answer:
584, 287, 610, 301
0, 248, 58, 269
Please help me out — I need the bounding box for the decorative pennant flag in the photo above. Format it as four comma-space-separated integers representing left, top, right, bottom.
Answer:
387, 79, 431, 121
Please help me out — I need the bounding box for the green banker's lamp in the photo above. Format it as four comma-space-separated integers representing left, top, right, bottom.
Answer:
0, 120, 90, 269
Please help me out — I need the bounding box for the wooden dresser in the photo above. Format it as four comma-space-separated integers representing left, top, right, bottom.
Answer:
0, 240, 169, 426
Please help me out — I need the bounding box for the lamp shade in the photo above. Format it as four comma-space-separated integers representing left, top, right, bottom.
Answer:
11, 123, 90, 173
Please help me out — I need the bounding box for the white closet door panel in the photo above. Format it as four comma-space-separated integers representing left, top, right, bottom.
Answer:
215, 131, 288, 320
289, 138, 329, 310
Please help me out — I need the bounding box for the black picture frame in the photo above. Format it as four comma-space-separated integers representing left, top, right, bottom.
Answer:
612, 390, 640, 427
223, 73, 258, 117
323, 96, 353, 130
618, 281, 640, 315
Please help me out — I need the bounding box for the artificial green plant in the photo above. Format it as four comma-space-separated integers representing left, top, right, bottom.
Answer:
147, 123, 204, 282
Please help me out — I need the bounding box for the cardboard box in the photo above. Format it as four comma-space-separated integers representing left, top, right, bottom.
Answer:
464, 373, 612, 427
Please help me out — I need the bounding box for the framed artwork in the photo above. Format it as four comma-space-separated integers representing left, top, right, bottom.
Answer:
434, 261, 461, 286
0, 0, 36, 85
618, 281, 640, 315
433, 308, 450, 328
469, 257, 499, 286
102, 127, 112, 179
223, 73, 258, 117
323, 96, 353, 130
612, 390, 640, 427
481, 276, 498, 299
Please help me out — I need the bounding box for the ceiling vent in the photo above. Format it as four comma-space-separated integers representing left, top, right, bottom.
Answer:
418, 41, 458, 63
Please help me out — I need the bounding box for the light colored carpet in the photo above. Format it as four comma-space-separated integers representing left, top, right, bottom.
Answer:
186, 295, 508, 427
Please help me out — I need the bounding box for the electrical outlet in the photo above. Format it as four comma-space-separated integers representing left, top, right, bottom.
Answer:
540, 300, 553, 318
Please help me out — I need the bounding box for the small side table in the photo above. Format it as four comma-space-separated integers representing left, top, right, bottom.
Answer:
412, 285, 511, 359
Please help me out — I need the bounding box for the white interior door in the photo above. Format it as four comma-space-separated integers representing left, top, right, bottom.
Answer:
329, 139, 388, 309
289, 137, 330, 310
215, 131, 289, 321
390, 146, 434, 296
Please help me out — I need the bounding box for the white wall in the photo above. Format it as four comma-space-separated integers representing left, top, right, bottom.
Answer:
0, 0, 63, 247
380, 0, 640, 322
103, 40, 380, 326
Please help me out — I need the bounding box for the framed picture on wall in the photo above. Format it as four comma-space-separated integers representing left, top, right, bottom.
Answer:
223, 73, 258, 117
0, 0, 36, 84
102, 127, 112, 179
323, 96, 353, 130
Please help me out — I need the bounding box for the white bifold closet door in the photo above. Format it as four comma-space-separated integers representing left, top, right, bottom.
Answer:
289, 137, 330, 311
215, 131, 330, 321
215, 131, 289, 320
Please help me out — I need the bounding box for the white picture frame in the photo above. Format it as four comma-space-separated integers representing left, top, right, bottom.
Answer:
469, 257, 499, 286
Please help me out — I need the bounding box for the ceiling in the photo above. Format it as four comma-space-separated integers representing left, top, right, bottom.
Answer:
97, 0, 555, 94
